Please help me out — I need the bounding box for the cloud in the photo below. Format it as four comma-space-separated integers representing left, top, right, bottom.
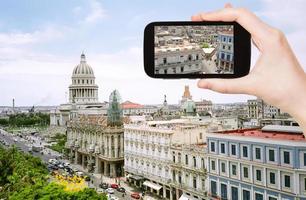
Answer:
255, 0, 306, 71
0, 26, 66, 46
84, 0, 106, 23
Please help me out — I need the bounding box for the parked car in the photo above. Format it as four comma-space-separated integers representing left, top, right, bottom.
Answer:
117, 187, 126, 193
131, 193, 140, 199
106, 188, 115, 194
99, 183, 108, 189
96, 188, 104, 194
110, 183, 119, 189
84, 176, 90, 181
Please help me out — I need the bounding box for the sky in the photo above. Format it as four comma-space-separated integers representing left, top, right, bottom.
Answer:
0, 0, 305, 106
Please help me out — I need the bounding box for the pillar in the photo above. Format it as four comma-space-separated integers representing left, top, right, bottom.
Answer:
120, 134, 124, 157
94, 156, 100, 174
110, 163, 115, 177
75, 150, 78, 164
170, 187, 173, 200
115, 135, 118, 158
163, 186, 166, 199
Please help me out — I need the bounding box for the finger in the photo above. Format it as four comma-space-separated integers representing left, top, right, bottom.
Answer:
197, 76, 253, 94
224, 3, 233, 8
194, 8, 272, 42
191, 14, 203, 21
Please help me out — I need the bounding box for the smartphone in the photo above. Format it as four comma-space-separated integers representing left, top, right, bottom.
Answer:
144, 21, 251, 79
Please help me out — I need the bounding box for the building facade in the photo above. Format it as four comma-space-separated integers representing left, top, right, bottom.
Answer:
170, 144, 207, 200
124, 118, 209, 200
206, 125, 306, 200
217, 31, 234, 73
65, 90, 125, 177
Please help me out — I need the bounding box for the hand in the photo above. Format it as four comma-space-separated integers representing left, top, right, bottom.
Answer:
192, 4, 306, 133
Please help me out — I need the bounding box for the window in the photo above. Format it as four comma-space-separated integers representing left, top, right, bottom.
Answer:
181, 67, 184, 72
228, 46, 231, 50
284, 175, 291, 188
231, 187, 238, 200
223, 37, 226, 42
199, 132, 202, 139
164, 69, 167, 74
163, 58, 167, 64
255, 193, 263, 200
255, 147, 261, 160
221, 162, 226, 173
211, 181, 217, 197
269, 149, 275, 162
188, 55, 192, 61
242, 190, 250, 200
268, 197, 277, 200
185, 155, 188, 165
270, 172, 276, 184
243, 167, 249, 178
221, 184, 227, 200
172, 155, 175, 163
196, 54, 199, 60
226, 54, 230, 61
229, 38, 232, 43
210, 142, 215, 152
304, 153, 306, 166
231, 164, 237, 176
193, 177, 197, 188
242, 146, 248, 158
211, 160, 216, 171
256, 169, 262, 181
231, 144, 236, 156
221, 143, 225, 154
193, 156, 197, 167
284, 151, 290, 164
221, 53, 225, 59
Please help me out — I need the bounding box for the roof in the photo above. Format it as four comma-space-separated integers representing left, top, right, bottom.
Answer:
211, 125, 305, 142
121, 101, 143, 109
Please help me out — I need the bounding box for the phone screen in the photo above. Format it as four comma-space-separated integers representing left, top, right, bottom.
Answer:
154, 25, 234, 75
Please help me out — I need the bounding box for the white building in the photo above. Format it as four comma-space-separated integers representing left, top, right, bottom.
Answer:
170, 144, 207, 200
124, 118, 209, 200
50, 53, 107, 127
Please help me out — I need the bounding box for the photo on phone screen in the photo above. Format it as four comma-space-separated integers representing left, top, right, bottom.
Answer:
154, 25, 234, 75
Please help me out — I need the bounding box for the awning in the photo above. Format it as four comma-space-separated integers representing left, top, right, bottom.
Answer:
128, 174, 144, 181
179, 194, 190, 200
143, 180, 162, 191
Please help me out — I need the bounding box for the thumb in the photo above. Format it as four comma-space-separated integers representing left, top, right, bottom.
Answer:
197, 77, 253, 94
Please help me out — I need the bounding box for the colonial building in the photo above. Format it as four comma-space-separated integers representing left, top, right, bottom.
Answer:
195, 100, 213, 116
65, 90, 125, 177
247, 98, 281, 120
124, 118, 209, 200
216, 30, 234, 73
121, 101, 158, 116
170, 143, 207, 200
206, 125, 306, 200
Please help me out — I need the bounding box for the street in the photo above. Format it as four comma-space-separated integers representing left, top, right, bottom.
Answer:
0, 128, 146, 200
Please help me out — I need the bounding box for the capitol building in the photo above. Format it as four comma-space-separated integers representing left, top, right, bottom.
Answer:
50, 53, 107, 127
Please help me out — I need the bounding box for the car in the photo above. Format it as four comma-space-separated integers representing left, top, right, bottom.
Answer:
109, 196, 119, 200
131, 192, 141, 199
117, 187, 126, 193
105, 188, 115, 194
110, 183, 119, 189
76, 171, 84, 177
99, 183, 108, 189
96, 188, 104, 194
84, 176, 90, 181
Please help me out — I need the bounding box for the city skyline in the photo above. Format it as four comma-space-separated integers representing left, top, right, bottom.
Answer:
0, 0, 305, 106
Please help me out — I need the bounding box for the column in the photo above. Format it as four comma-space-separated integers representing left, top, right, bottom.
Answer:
103, 162, 107, 176
115, 135, 118, 158
120, 134, 124, 157
94, 156, 100, 174
75, 150, 78, 164
108, 136, 111, 157
163, 186, 166, 199
170, 187, 173, 200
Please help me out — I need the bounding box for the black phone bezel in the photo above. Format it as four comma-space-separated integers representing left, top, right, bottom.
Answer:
144, 21, 251, 79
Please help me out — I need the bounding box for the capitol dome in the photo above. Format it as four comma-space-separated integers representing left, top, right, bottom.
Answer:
72, 53, 94, 77
182, 99, 196, 116
68, 53, 99, 104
